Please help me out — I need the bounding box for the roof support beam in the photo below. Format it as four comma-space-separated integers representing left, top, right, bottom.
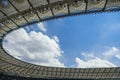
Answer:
47, 0, 55, 17
27, 0, 41, 21
0, 23, 9, 32
67, 3, 70, 15
103, 0, 108, 11
0, 9, 19, 28
85, 0, 88, 12
0, 31, 4, 34
8, 0, 29, 24
2, 23, 12, 30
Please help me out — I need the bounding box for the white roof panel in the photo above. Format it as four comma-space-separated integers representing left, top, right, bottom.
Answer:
106, 0, 120, 9
49, 0, 63, 3
0, 33, 3, 36
87, 0, 105, 11
53, 4, 68, 16
0, 29, 6, 34
0, 12, 5, 20
29, 0, 48, 8
12, 16, 26, 25
3, 20, 17, 29
0, 23, 10, 31
0, 3, 17, 16
69, 1, 86, 13
38, 8, 53, 19
24, 12, 39, 22
10, 0, 30, 11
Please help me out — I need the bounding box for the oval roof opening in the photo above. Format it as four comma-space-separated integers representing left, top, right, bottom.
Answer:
3, 12, 120, 68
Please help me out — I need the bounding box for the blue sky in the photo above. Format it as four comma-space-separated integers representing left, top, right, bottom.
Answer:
3, 12, 120, 68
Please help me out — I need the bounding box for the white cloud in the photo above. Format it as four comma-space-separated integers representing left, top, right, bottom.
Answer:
75, 57, 116, 68
53, 36, 59, 43
115, 54, 120, 59
75, 48, 119, 68
81, 52, 95, 60
3, 27, 120, 68
4, 28, 120, 68
37, 22, 47, 32
3, 21, 120, 68
3, 28, 65, 67
103, 47, 120, 60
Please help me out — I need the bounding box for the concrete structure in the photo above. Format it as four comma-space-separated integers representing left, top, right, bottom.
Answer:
0, 0, 120, 80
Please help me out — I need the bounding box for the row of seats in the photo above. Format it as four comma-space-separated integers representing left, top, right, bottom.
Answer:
0, 53, 120, 79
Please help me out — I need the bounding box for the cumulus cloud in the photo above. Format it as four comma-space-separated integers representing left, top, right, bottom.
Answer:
3, 28, 119, 68
103, 47, 120, 60
115, 54, 120, 59
53, 36, 59, 43
3, 21, 120, 68
3, 28, 65, 67
81, 52, 95, 60
75, 48, 119, 68
37, 22, 47, 32
75, 57, 116, 68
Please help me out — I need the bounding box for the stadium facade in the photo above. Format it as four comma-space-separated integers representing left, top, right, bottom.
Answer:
0, 0, 120, 80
